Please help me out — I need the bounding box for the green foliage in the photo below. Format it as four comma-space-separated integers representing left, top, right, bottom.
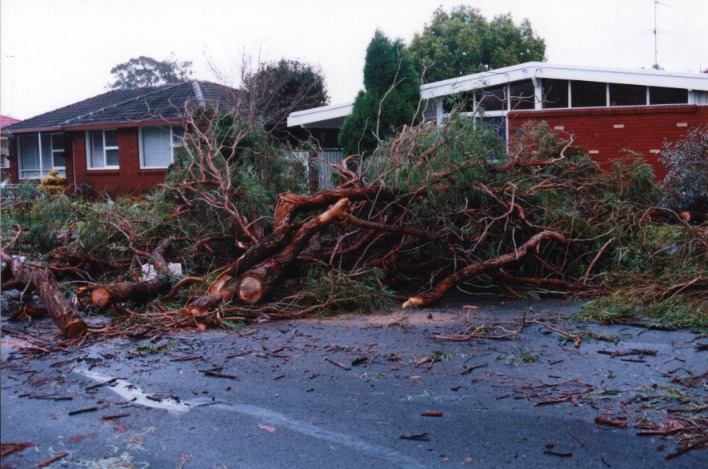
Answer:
242, 59, 329, 143
301, 266, 395, 316
339, 30, 421, 158
578, 219, 707, 330
579, 293, 707, 331
7, 195, 78, 254
497, 347, 539, 366
659, 125, 708, 214
609, 156, 661, 207
408, 6, 546, 82
108, 53, 192, 89
165, 104, 309, 261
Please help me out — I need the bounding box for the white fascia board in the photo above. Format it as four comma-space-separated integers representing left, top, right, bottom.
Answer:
287, 102, 353, 128
421, 62, 708, 99
421, 62, 543, 99
536, 64, 708, 91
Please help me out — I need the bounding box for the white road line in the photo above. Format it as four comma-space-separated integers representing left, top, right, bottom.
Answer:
74, 368, 425, 468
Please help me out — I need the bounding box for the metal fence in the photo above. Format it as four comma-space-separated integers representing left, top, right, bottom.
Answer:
0, 183, 43, 201
316, 149, 344, 189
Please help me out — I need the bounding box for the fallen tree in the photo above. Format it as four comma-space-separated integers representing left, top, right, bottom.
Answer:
3, 109, 703, 333
89, 238, 173, 308
1, 253, 87, 338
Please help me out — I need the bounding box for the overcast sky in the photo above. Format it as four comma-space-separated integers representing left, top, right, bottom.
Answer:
1, 0, 706, 119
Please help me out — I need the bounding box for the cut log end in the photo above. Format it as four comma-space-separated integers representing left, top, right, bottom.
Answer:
91, 287, 112, 308
238, 276, 264, 305
65, 321, 88, 339
402, 297, 425, 309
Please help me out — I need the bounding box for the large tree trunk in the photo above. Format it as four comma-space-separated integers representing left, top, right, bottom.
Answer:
90, 278, 172, 308
9, 257, 87, 338
237, 198, 351, 304
184, 198, 351, 315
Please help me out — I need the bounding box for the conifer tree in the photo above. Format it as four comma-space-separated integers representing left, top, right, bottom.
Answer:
339, 30, 420, 158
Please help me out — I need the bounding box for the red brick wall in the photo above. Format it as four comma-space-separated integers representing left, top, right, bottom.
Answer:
70, 128, 167, 196
508, 105, 708, 180
8, 138, 18, 183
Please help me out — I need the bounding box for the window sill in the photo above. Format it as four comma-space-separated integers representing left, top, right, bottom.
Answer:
86, 169, 120, 176
138, 168, 168, 175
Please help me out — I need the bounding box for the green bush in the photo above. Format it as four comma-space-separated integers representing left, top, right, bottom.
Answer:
660, 125, 708, 214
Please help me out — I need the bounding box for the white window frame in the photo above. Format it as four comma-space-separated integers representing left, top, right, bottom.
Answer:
0, 137, 9, 168
138, 126, 183, 169
17, 132, 66, 179
86, 129, 119, 170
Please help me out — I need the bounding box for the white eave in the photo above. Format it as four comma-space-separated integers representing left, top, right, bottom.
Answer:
421, 62, 708, 99
287, 102, 353, 128
287, 62, 708, 128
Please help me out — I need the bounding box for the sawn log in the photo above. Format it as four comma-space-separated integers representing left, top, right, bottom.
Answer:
9, 257, 87, 338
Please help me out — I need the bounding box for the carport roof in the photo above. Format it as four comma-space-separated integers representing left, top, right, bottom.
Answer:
287, 62, 708, 128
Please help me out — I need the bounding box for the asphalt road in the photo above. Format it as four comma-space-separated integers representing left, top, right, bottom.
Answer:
2, 298, 706, 468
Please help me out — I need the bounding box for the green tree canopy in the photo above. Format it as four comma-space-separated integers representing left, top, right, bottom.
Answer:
339, 30, 421, 157
241, 59, 329, 143
108, 54, 193, 89
408, 6, 546, 82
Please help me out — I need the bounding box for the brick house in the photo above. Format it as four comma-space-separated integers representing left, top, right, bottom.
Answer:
5, 81, 237, 195
288, 62, 708, 180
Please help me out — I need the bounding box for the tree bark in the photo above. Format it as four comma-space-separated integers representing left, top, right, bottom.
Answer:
90, 277, 173, 308
237, 198, 351, 304
89, 238, 173, 308
403, 230, 571, 308
9, 257, 87, 338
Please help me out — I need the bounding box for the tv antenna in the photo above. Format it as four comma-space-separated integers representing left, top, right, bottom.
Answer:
652, 0, 669, 70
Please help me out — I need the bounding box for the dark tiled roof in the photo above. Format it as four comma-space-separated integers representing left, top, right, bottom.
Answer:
6, 81, 238, 133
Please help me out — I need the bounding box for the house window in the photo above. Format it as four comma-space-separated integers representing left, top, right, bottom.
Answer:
87, 129, 119, 169
477, 84, 506, 112
17, 132, 66, 179
1, 137, 9, 169
509, 80, 535, 110
571, 80, 606, 108
542, 79, 569, 109
649, 87, 688, 105
139, 126, 184, 168
610, 84, 646, 106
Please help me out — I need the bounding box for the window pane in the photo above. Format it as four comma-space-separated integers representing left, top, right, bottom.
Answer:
53, 152, 65, 168
41, 134, 52, 170
509, 80, 535, 110
90, 130, 104, 168
22, 170, 41, 179
104, 130, 118, 147
142, 127, 172, 167
106, 149, 119, 166
610, 84, 646, 106
481, 116, 506, 140
478, 85, 506, 111
51, 133, 65, 150
650, 87, 688, 105
172, 126, 185, 146
571, 80, 606, 107
542, 79, 568, 108
19, 134, 40, 171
